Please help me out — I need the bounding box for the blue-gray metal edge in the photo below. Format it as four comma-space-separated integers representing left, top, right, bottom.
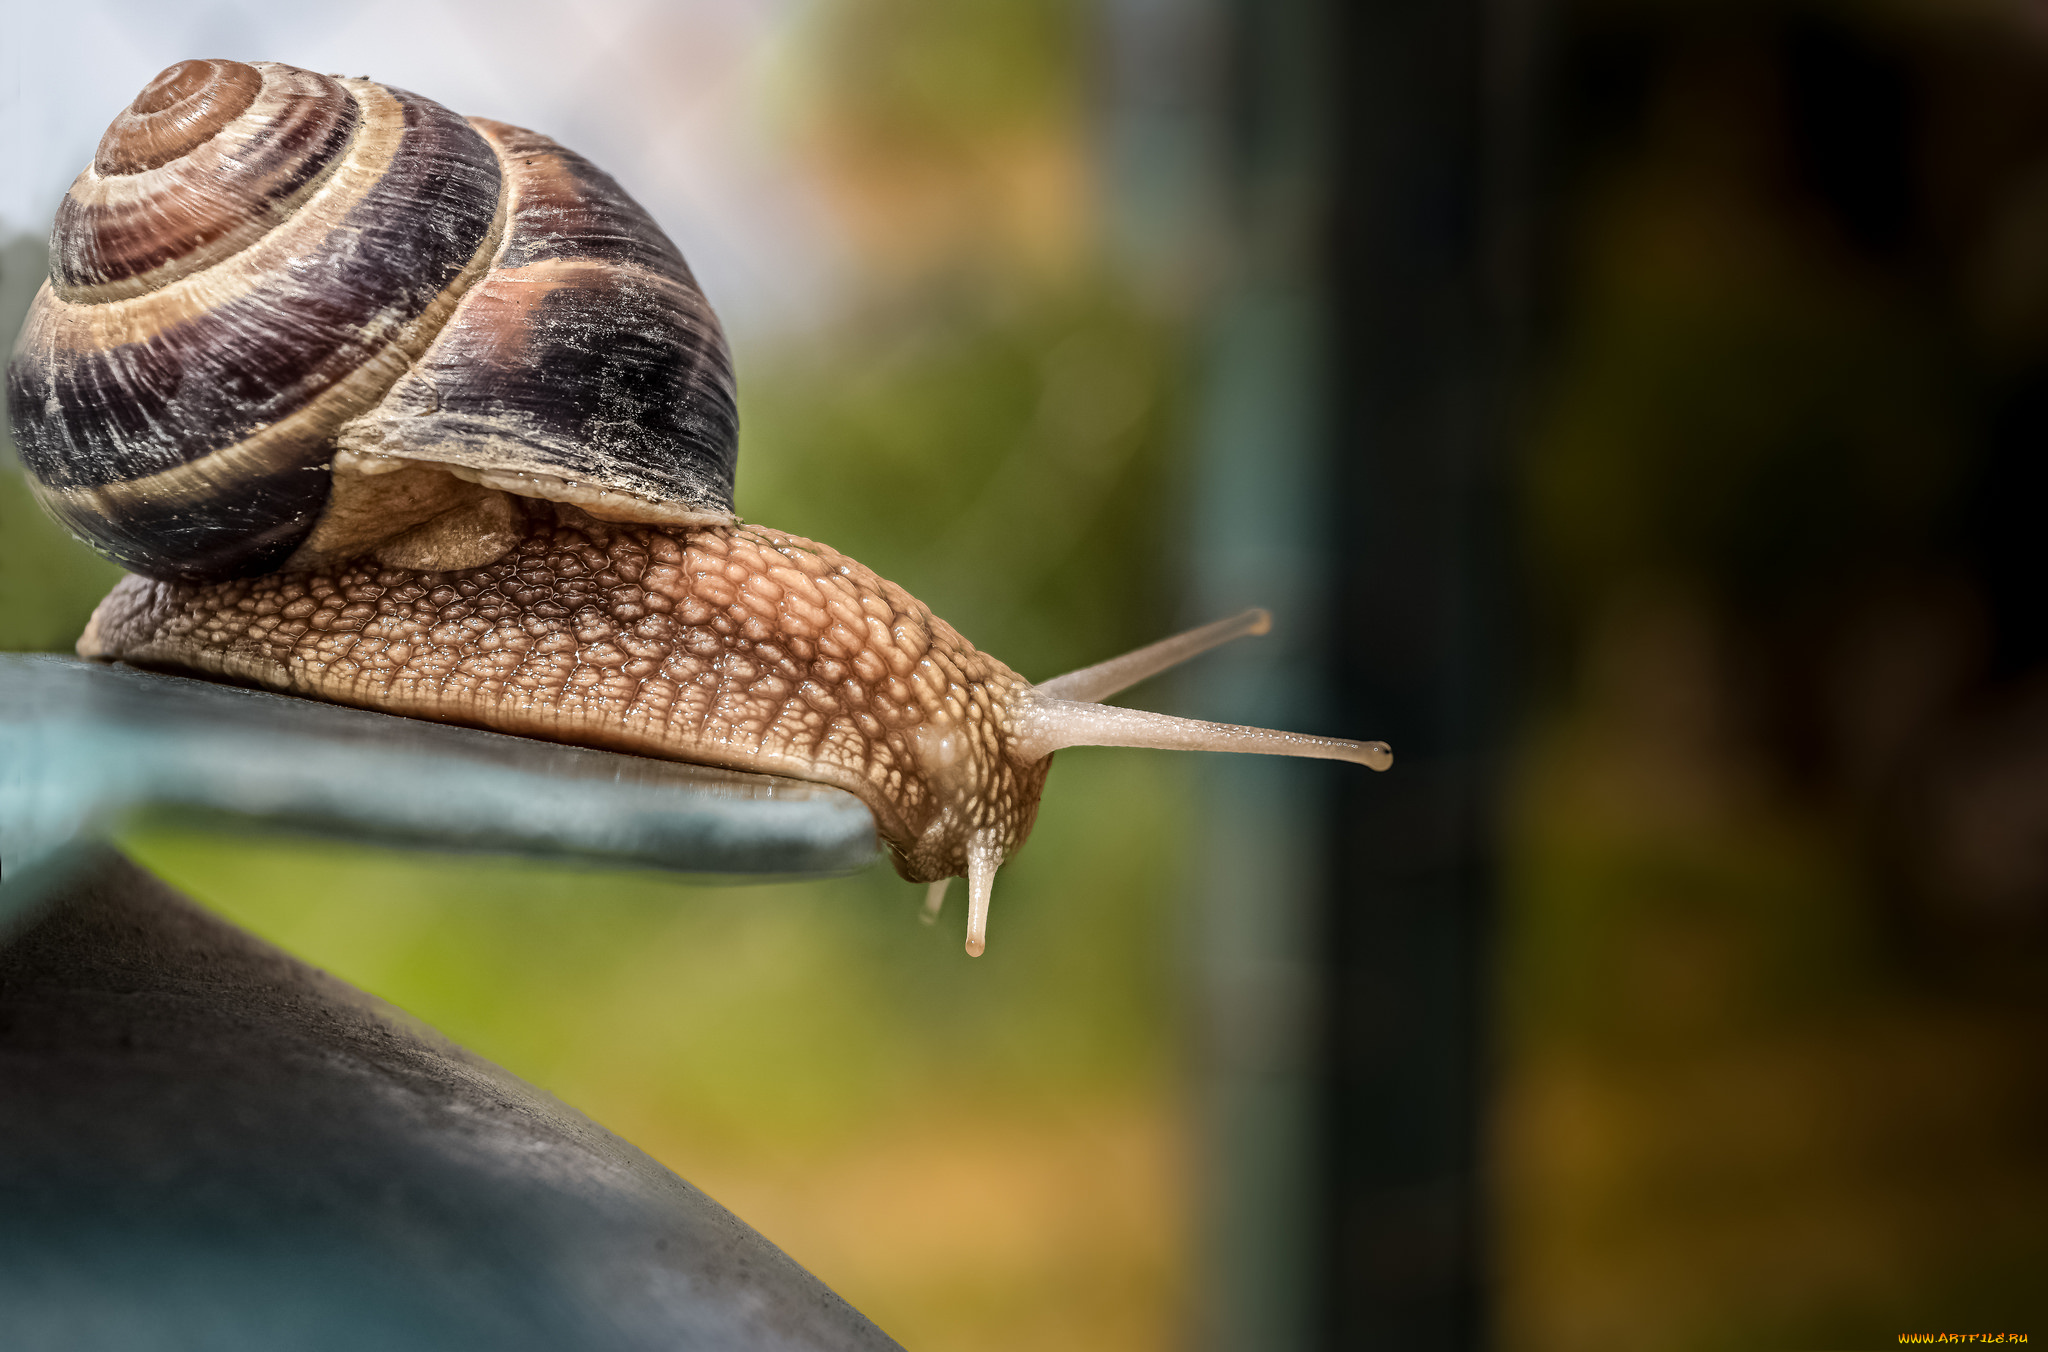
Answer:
0, 654, 881, 925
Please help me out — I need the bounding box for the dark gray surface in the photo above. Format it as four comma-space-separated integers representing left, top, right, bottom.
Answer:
0, 654, 880, 925
0, 846, 903, 1351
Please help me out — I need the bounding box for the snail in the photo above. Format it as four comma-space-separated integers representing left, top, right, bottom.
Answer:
6, 59, 1391, 956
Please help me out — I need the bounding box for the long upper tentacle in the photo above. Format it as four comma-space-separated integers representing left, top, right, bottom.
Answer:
1034, 608, 1271, 703
1011, 694, 1392, 770
943, 611, 1388, 956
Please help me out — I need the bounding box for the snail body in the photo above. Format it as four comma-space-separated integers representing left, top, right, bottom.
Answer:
9, 60, 1390, 955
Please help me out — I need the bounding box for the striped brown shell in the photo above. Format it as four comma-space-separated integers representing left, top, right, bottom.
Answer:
6, 58, 738, 584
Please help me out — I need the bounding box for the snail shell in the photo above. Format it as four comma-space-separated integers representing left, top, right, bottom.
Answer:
8, 58, 736, 584
9, 60, 1392, 956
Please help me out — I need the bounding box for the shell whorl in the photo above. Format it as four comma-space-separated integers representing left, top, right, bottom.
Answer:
92, 59, 263, 178
6, 59, 738, 585
333, 119, 740, 528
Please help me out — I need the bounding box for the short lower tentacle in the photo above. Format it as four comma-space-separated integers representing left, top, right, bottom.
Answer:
963, 831, 1003, 957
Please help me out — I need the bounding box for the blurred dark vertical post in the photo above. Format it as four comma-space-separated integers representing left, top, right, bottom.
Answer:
1321, 0, 1527, 1344
1105, 0, 1530, 1342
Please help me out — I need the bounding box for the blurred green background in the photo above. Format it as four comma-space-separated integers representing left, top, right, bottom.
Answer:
8, 0, 2048, 1348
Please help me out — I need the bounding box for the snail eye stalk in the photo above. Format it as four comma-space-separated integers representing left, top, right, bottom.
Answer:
1013, 699, 1392, 770
944, 612, 1390, 958
1016, 610, 1392, 769
1034, 608, 1272, 703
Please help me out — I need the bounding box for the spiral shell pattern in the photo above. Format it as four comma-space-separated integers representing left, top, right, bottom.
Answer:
6, 59, 738, 584
337, 119, 739, 524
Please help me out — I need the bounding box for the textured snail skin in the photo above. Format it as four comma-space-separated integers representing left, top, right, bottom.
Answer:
80, 506, 1051, 893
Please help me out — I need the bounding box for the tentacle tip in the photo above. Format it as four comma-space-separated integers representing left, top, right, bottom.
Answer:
965, 936, 986, 957
1248, 608, 1272, 636
1365, 741, 1393, 771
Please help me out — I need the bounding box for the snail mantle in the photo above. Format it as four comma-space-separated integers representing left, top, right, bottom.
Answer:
0, 655, 893, 1351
